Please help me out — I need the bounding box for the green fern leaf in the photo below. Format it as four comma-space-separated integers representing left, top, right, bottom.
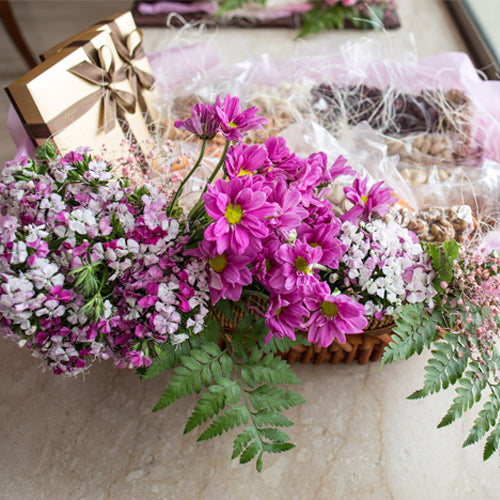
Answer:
408, 339, 468, 400
252, 410, 294, 428
184, 390, 226, 434
463, 392, 500, 447
438, 370, 487, 428
484, 423, 500, 460
232, 427, 257, 460
248, 385, 306, 412
381, 303, 441, 365
263, 442, 296, 454
258, 354, 302, 385
258, 428, 290, 442
215, 300, 234, 321
197, 405, 249, 441
239, 440, 261, 464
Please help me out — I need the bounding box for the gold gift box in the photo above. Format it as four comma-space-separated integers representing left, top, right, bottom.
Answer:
6, 29, 154, 171
40, 11, 159, 125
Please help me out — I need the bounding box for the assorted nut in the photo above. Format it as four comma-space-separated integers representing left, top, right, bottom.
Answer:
387, 205, 474, 243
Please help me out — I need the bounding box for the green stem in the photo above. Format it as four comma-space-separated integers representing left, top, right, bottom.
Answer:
168, 139, 208, 216
188, 139, 231, 221
202, 139, 231, 195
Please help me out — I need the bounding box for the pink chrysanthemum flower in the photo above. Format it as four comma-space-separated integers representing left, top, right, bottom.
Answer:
300, 222, 345, 268
190, 240, 252, 304
342, 177, 397, 222
203, 177, 275, 255
267, 178, 308, 237
303, 287, 368, 347
264, 292, 308, 342
268, 241, 323, 294
225, 143, 270, 178
174, 102, 221, 140
215, 94, 268, 142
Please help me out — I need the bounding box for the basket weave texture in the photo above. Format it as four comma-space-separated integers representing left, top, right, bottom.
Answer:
213, 296, 395, 366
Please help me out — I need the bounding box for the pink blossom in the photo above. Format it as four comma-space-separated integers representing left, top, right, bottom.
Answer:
342, 177, 397, 222
215, 94, 268, 142
174, 102, 221, 140
225, 143, 270, 178
264, 293, 308, 342
304, 290, 367, 347
203, 177, 275, 255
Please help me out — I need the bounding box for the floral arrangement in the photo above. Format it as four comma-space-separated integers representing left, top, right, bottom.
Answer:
2, 95, 500, 470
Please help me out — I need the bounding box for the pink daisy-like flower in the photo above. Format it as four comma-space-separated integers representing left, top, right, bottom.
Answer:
303, 287, 368, 347
203, 176, 275, 255
225, 143, 270, 178
174, 102, 221, 140
193, 240, 253, 304
267, 178, 308, 237
264, 292, 308, 343
300, 222, 345, 268
341, 177, 397, 222
267, 240, 323, 294
215, 94, 268, 142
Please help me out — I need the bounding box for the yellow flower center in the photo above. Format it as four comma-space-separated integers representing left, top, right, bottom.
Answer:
229, 122, 238, 128
309, 242, 321, 248
320, 301, 338, 317
209, 254, 227, 273
225, 202, 243, 224
361, 195, 368, 204
274, 307, 283, 317
294, 256, 311, 274
238, 169, 253, 177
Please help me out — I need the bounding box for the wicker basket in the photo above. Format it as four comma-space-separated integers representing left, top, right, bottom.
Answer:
213, 296, 395, 366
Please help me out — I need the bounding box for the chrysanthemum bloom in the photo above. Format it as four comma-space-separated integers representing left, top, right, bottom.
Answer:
225, 143, 271, 178
267, 178, 308, 238
342, 177, 397, 222
267, 241, 323, 294
203, 176, 275, 255
215, 94, 268, 142
191, 240, 252, 304
174, 102, 221, 140
300, 222, 345, 268
327, 155, 356, 182
303, 288, 368, 347
264, 292, 308, 342
264, 137, 301, 177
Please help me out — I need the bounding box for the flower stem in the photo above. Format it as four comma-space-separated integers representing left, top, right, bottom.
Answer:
168, 139, 208, 216
188, 140, 231, 221
202, 139, 231, 194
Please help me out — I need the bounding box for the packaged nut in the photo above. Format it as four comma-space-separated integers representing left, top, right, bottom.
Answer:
386, 204, 474, 244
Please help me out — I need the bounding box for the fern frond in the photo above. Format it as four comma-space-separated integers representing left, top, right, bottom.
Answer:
197, 405, 249, 441
438, 368, 487, 428
483, 422, 500, 460
463, 390, 500, 448
408, 338, 468, 400
248, 385, 305, 412
381, 303, 441, 365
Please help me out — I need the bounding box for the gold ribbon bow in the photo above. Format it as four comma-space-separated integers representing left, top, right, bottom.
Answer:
26, 45, 137, 138
109, 27, 155, 116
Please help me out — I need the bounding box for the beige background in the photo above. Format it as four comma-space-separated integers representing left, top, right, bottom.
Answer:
1, 1, 500, 499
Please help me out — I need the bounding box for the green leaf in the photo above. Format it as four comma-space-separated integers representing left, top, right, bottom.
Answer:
252, 410, 294, 428
263, 442, 296, 454
426, 240, 460, 293
407, 338, 468, 400
184, 390, 226, 434
298, 5, 346, 38
232, 427, 257, 460
217, 0, 259, 15
248, 385, 305, 412
437, 369, 487, 428
463, 392, 500, 447
257, 354, 302, 385
381, 303, 441, 365
239, 440, 261, 465
200, 317, 222, 344
197, 405, 249, 441
258, 427, 290, 442
484, 423, 500, 460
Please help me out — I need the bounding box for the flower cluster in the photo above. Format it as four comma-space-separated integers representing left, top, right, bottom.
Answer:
0, 146, 209, 375
172, 95, 433, 349
332, 219, 437, 319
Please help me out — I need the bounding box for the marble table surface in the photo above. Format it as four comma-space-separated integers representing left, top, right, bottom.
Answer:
1, 1, 500, 499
